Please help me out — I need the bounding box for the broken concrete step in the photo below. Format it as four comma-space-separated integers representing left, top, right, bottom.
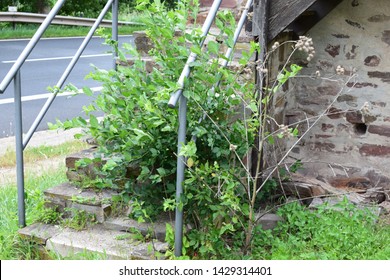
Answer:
44, 182, 119, 223
19, 223, 61, 245
19, 223, 168, 260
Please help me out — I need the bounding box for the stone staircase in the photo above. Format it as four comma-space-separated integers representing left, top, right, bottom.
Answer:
19, 145, 282, 259
19, 146, 172, 259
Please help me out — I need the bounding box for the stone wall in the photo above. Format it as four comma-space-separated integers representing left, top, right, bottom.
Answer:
196, 0, 243, 22
273, 0, 390, 192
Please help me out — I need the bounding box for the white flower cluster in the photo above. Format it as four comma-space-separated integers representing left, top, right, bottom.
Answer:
361, 102, 370, 115
295, 36, 315, 61
336, 65, 345, 75
278, 124, 293, 138
271, 41, 280, 51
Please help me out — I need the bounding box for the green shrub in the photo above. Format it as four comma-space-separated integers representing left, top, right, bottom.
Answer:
251, 200, 390, 260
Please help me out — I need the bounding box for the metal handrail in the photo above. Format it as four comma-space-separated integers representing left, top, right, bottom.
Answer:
168, 0, 223, 108
0, 0, 119, 227
169, 0, 254, 257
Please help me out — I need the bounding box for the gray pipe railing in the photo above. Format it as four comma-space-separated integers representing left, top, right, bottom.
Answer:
0, 0, 119, 227
168, 0, 223, 109
169, 0, 223, 258
169, 0, 253, 257
14, 70, 25, 227
112, 0, 119, 70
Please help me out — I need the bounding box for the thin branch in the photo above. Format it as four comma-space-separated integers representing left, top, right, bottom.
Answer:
255, 73, 358, 196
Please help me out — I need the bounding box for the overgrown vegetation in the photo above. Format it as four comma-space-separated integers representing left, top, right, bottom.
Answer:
47, 0, 390, 260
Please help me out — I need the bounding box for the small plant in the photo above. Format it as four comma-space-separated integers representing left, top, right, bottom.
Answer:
37, 206, 62, 225
61, 208, 97, 231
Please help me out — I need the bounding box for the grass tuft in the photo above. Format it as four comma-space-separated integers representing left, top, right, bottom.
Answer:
0, 166, 67, 259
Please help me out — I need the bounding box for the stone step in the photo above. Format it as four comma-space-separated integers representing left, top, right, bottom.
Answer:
65, 148, 140, 184
103, 212, 174, 243
65, 147, 100, 183
19, 223, 168, 260
44, 182, 118, 223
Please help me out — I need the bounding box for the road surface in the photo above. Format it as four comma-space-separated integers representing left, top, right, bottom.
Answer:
0, 35, 133, 139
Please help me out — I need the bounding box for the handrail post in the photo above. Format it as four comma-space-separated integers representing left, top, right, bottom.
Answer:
14, 70, 26, 227
174, 95, 187, 257
112, 0, 119, 70
170, 0, 223, 257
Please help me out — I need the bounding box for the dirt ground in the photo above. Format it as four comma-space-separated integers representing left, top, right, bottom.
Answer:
0, 128, 82, 186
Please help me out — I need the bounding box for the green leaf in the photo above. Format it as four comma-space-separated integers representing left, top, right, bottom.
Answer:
187, 157, 194, 168
208, 41, 219, 54
82, 86, 94, 96
165, 223, 174, 243
190, 45, 201, 56
89, 114, 99, 128
247, 102, 258, 113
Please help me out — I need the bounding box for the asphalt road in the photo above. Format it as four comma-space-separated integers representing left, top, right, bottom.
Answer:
0, 35, 133, 139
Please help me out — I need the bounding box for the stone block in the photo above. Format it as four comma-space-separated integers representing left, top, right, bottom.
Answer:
45, 224, 168, 260
118, 57, 157, 73
19, 223, 61, 245
326, 107, 344, 119
65, 148, 97, 169
368, 125, 390, 137
44, 183, 119, 223
379, 201, 390, 214
359, 144, 390, 157
68, 202, 111, 223
364, 55, 381, 67
103, 213, 172, 242
133, 31, 154, 55
255, 213, 283, 230
367, 71, 390, 83
310, 141, 336, 152
329, 177, 371, 192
